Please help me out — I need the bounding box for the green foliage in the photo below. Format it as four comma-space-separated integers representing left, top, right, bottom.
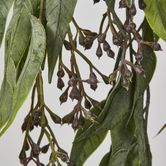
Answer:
144, 0, 166, 41
70, 101, 107, 166
0, 15, 46, 136
0, 0, 14, 45
0, 0, 165, 165
46, 0, 77, 82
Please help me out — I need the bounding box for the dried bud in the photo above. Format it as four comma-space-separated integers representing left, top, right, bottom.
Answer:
49, 112, 62, 124
106, 49, 115, 58
129, 4, 137, 16
57, 77, 65, 90
151, 42, 162, 51
57, 69, 65, 78
113, 36, 122, 46
86, 72, 98, 91
62, 111, 75, 124
103, 41, 110, 51
19, 150, 27, 165
19, 150, 26, 162
64, 40, 72, 50
96, 44, 103, 58
68, 75, 78, 87
83, 29, 97, 37
32, 143, 40, 158
79, 31, 85, 46
138, 0, 146, 10
41, 144, 49, 154
21, 120, 28, 132
72, 117, 79, 131
69, 86, 81, 101
97, 33, 106, 43
90, 84, 98, 91
59, 87, 69, 104
84, 98, 92, 109
78, 114, 85, 127
119, 0, 127, 8
84, 37, 94, 50
32, 111, 41, 127
130, 22, 136, 29
58, 148, 69, 162
125, 24, 132, 33
24, 140, 30, 151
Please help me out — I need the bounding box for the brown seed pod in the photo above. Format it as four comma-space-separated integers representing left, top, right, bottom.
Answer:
96, 43, 103, 58
69, 86, 81, 101
57, 77, 65, 90
62, 111, 75, 124
103, 41, 110, 51
138, 0, 146, 10
84, 98, 92, 109
59, 87, 69, 104
57, 68, 65, 78
151, 42, 162, 51
64, 40, 72, 50
32, 143, 40, 158
129, 4, 137, 16
49, 112, 62, 124
72, 117, 79, 131
106, 49, 115, 58
97, 33, 106, 43
41, 144, 49, 154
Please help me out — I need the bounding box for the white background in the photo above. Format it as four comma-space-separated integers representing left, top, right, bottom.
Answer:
0, 0, 166, 165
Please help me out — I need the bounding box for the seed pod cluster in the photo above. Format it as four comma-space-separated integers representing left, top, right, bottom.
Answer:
78, 29, 97, 50
96, 33, 115, 59
57, 68, 65, 90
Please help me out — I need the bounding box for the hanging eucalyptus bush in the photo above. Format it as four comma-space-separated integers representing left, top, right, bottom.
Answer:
0, 0, 166, 165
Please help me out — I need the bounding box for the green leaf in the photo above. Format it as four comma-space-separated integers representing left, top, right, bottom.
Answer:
70, 101, 108, 166
0, 15, 46, 136
5, 0, 40, 68
133, 97, 152, 166
75, 79, 121, 142
95, 86, 133, 133
0, 0, 14, 45
144, 0, 166, 41
99, 151, 111, 166
46, 0, 77, 83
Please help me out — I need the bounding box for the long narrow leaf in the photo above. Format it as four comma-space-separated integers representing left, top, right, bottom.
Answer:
0, 15, 46, 136
0, 0, 14, 45
46, 0, 77, 82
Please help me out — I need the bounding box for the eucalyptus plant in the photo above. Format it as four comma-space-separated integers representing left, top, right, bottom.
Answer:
0, 0, 166, 165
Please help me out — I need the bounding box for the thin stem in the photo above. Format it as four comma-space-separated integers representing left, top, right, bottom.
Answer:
46, 125, 60, 149
72, 18, 81, 30
74, 48, 104, 76
107, 10, 119, 39
99, 13, 107, 34
36, 72, 45, 106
